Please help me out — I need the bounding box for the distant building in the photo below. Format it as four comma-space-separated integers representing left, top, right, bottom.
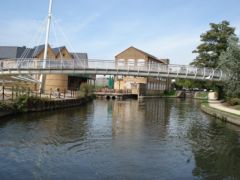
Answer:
114, 46, 170, 96
0, 45, 91, 91
95, 77, 109, 87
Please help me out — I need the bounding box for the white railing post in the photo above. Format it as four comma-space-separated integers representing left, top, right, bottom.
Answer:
73, 59, 75, 71
219, 70, 222, 80
211, 68, 214, 80
194, 68, 197, 79
203, 67, 205, 79
185, 66, 189, 77
148, 63, 150, 75
167, 65, 170, 76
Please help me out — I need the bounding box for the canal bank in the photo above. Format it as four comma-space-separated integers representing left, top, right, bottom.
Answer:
201, 102, 240, 126
0, 96, 94, 118
139, 91, 208, 99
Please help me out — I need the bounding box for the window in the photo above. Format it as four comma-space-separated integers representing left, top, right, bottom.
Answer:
128, 59, 135, 66
137, 59, 145, 67
117, 59, 125, 67
147, 82, 151, 90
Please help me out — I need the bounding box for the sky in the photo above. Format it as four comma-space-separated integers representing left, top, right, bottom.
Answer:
0, 0, 240, 65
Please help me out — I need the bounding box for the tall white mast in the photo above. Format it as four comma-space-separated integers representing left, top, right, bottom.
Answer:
39, 0, 53, 92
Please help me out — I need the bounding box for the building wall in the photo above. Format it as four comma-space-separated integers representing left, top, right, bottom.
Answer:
1, 46, 90, 93
55, 48, 72, 59
114, 76, 147, 94
114, 47, 170, 95
44, 47, 72, 92
115, 47, 147, 62
35, 46, 56, 59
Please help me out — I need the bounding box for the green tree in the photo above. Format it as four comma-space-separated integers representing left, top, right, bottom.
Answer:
192, 21, 235, 68
219, 36, 240, 99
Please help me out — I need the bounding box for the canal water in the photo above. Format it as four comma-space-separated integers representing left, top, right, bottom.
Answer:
0, 99, 240, 179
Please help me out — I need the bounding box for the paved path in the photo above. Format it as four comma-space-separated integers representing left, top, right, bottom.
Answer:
209, 102, 240, 116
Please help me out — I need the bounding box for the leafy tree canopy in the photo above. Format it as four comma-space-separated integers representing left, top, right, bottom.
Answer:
191, 20, 235, 68
219, 36, 240, 99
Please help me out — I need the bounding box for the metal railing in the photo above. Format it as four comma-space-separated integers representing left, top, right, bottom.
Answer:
0, 58, 227, 81
0, 86, 78, 101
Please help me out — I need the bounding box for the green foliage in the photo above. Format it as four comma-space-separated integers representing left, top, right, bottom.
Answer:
27, 96, 50, 109
195, 92, 208, 99
77, 83, 94, 98
228, 98, 240, 106
192, 20, 235, 68
13, 95, 28, 112
219, 36, 240, 99
0, 101, 15, 111
0, 95, 51, 113
175, 79, 206, 89
164, 90, 176, 96
175, 79, 195, 89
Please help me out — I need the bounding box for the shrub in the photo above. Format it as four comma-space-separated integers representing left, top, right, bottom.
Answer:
13, 95, 29, 112
13, 95, 51, 112
77, 83, 94, 98
0, 101, 15, 111
195, 92, 208, 99
228, 98, 240, 106
164, 90, 176, 96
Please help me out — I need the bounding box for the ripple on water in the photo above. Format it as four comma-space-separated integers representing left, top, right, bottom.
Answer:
0, 99, 240, 179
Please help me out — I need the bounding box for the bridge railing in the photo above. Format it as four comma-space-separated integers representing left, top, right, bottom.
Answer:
0, 58, 226, 80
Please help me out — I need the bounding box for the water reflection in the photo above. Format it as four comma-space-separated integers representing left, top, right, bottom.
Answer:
188, 118, 240, 179
0, 99, 240, 179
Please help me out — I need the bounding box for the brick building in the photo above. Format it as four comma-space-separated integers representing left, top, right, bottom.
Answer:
0, 45, 90, 91
114, 46, 170, 96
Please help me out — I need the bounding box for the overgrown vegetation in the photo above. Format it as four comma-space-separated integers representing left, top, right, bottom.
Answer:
0, 101, 15, 111
219, 36, 240, 103
77, 83, 95, 98
191, 20, 236, 68
227, 98, 240, 106
164, 90, 176, 96
13, 95, 29, 112
0, 84, 95, 115
177, 20, 238, 102
195, 92, 208, 99
177, 21, 235, 91
0, 95, 51, 113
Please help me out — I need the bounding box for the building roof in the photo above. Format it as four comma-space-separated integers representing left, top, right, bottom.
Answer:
52, 46, 65, 55
0, 45, 89, 61
116, 46, 169, 64
71, 53, 88, 59
0, 46, 26, 59
31, 44, 45, 57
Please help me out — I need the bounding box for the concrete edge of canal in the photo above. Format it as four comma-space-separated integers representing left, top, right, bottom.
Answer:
0, 96, 94, 118
201, 103, 240, 126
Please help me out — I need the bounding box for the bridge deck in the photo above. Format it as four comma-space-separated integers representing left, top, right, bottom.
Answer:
0, 59, 226, 81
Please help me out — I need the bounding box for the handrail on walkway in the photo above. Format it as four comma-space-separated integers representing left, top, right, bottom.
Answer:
0, 58, 226, 81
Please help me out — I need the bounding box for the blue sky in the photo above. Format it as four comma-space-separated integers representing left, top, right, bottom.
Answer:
0, 0, 239, 64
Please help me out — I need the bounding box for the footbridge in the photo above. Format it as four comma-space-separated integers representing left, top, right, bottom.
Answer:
0, 59, 226, 81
